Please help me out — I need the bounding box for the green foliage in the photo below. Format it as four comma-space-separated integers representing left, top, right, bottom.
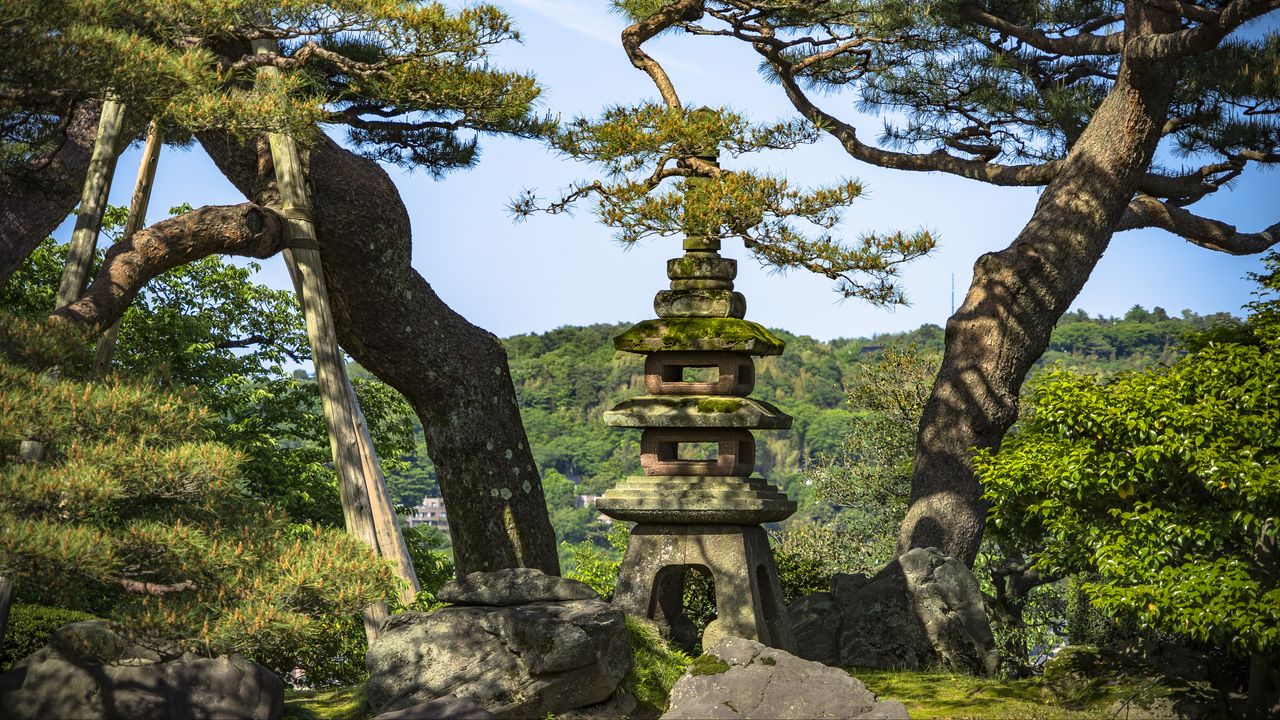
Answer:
4, 231, 418, 530
622, 617, 693, 715
0, 319, 401, 679
979, 255, 1280, 656
517, 101, 934, 305
2, 0, 551, 178
564, 524, 630, 600
401, 524, 454, 608
0, 603, 98, 672
803, 343, 941, 570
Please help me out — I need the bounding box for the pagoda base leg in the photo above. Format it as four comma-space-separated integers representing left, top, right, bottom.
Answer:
612, 523, 793, 652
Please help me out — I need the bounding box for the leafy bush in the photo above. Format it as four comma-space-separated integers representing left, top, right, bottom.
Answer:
979, 254, 1280, 660
0, 603, 98, 672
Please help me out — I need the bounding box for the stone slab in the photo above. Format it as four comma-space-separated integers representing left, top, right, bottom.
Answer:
596, 476, 795, 525
661, 637, 909, 719
604, 395, 792, 429
437, 567, 599, 606
614, 318, 785, 356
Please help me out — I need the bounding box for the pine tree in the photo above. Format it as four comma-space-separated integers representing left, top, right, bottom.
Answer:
0, 314, 400, 674
3, 0, 562, 575
610, 0, 1280, 564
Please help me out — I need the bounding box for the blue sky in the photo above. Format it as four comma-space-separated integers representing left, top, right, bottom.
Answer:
54, 1, 1277, 340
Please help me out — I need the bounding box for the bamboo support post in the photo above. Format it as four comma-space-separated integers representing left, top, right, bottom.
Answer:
56, 95, 128, 309
94, 119, 163, 375
252, 39, 418, 642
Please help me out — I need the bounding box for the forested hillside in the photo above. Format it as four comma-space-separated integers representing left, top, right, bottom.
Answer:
386, 306, 1241, 545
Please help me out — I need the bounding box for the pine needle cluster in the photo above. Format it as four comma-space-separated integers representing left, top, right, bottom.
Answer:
0, 314, 401, 658
1, 0, 551, 177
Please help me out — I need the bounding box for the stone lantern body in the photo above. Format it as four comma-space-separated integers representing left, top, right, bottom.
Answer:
597, 230, 796, 651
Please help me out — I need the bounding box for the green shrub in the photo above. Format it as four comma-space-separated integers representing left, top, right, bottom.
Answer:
0, 322, 402, 669
0, 603, 98, 672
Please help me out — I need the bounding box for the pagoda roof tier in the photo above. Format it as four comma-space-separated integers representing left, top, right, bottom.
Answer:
604, 396, 792, 429
595, 475, 796, 524
613, 318, 785, 356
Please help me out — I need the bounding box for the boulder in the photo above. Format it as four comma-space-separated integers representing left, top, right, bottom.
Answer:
366, 598, 631, 719
372, 695, 497, 720
661, 636, 908, 719
436, 567, 599, 606
789, 547, 997, 676
0, 620, 282, 720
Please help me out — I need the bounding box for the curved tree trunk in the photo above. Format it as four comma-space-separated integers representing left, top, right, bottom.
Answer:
0, 102, 102, 284
897, 5, 1181, 565
199, 132, 559, 576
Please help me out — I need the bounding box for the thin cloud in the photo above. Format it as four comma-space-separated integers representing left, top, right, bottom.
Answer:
507, 0, 715, 80
507, 0, 622, 46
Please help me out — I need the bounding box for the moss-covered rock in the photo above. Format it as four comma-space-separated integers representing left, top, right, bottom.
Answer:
613, 318, 785, 356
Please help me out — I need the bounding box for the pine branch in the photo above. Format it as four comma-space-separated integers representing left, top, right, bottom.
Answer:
1129, 0, 1280, 59
956, 1, 1123, 57
1118, 194, 1280, 254
50, 204, 288, 330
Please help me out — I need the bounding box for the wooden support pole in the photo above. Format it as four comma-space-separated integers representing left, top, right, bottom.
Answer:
252, 40, 418, 642
94, 119, 163, 375
56, 96, 128, 309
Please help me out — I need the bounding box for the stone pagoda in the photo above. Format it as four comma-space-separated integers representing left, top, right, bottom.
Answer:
596, 217, 797, 652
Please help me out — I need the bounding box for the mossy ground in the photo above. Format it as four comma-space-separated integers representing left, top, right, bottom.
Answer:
282, 686, 370, 720
279, 667, 1192, 720
854, 669, 1111, 719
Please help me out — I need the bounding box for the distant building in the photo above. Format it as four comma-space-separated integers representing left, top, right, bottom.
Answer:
407, 495, 449, 533
576, 494, 612, 525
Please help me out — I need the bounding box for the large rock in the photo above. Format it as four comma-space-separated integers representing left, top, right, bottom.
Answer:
790, 547, 998, 676
661, 636, 908, 719
366, 598, 631, 719
0, 620, 282, 720
436, 567, 598, 606
372, 695, 498, 720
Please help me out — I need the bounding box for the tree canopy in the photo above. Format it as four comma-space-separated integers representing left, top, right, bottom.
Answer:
978, 253, 1280, 701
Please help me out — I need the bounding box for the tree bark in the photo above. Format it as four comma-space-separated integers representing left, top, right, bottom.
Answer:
50, 203, 289, 328
897, 4, 1182, 565
0, 102, 101, 285
198, 131, 560, 576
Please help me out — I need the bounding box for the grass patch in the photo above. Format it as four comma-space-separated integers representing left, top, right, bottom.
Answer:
854, 669, 1110, 719
282, 685, 370, 720
621, 616, 693, 717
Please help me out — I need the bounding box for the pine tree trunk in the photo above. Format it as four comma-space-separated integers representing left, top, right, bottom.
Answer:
897, 5, 1181, 565
55, 95, 128, 309
0, 102, 104, 285
252, 41, 420, 639
198, 129, 560, 577
94, 119, 162, 374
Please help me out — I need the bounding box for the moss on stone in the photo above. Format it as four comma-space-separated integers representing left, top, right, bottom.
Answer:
760, 656, 776, 666
689, 654, 731, 676
696, 397, 744, 413
613, 318, 785, 356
